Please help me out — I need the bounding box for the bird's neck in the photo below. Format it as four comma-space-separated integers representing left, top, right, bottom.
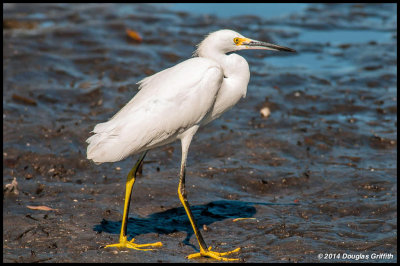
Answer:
198, 50, 246, 77
196, 42, 250, 85
198, 49, 226, 64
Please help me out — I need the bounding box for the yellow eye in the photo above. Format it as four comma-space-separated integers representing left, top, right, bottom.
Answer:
233, 37, 240, 45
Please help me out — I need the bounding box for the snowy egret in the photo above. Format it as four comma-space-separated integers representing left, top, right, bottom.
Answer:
87, 29, 295, 261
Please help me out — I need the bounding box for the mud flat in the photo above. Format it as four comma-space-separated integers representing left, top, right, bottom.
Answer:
3, 3, 397, 262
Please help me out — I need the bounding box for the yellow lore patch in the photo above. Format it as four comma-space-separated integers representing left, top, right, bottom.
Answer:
233, 37, 250, 46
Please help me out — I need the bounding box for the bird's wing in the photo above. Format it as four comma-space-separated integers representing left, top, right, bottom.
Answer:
87, 57, 223, 163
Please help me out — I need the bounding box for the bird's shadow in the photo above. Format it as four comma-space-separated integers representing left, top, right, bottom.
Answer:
94, 200, 298, 250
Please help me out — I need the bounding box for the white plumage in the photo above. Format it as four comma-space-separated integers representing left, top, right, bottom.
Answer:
87, 58, 222, 163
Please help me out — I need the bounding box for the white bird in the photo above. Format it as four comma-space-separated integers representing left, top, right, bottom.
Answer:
86, 29, 295, 261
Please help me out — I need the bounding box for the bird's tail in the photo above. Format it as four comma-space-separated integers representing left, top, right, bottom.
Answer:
86, 133, 107, 164
86, 122, 126, 164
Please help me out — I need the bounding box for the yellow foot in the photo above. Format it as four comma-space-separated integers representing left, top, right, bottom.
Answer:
187, 246, 241, 261
105, 236, 163, 251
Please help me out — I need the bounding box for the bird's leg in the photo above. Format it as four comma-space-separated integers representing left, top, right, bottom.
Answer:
178, 134, 240, 261
105, 151, 163, 251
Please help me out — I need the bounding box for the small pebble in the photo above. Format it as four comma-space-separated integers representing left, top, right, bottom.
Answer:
260, 107, 271, 118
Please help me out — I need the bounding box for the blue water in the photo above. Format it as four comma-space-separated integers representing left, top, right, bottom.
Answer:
296, 28, 393, 45
164, 3, 394, 76
165, 3, 309, 19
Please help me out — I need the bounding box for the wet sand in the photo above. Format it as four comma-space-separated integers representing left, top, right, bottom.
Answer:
3, 3, 397, 263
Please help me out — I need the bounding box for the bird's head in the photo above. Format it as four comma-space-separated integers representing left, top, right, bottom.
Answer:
194, 29, 295, 57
